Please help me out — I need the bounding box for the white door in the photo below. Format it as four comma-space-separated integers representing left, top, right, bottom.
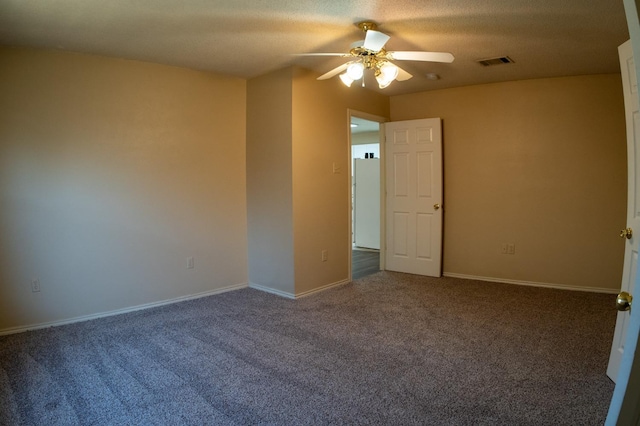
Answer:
385, 118, 443, 277
354, 158, 380, 249
605, 4, 640, 417
607, 40, 640, 383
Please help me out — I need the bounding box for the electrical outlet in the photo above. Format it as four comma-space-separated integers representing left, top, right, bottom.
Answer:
321, 250, 328, 262
500, 243, 508, 254
31, 279, 41, 293
187, 257, 195, 269
507, 243, 516, 255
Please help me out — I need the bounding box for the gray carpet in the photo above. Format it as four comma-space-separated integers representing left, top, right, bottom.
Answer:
0, 272, 616, 425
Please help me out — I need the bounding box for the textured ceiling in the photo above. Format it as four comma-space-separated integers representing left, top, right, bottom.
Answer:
0, 0, 630, 96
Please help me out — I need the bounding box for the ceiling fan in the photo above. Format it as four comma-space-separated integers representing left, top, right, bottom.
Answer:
297, 22, 454, 89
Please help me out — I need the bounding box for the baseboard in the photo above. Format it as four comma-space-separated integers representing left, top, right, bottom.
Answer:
248, 283, 296, 299
442, 272, 619, 294
0, 282, 248, 336
6, 273, 608, 336
295, 279, 350, 298
250, 278, 350, 299
352, 247, 380, 253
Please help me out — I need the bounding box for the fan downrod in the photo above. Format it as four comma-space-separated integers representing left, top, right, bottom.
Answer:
357, 21, 378, 32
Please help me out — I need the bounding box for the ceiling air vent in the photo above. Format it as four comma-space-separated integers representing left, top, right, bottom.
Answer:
476, 56, 515, 67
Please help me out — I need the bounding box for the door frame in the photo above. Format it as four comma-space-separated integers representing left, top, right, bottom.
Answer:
347, 109, 387, 280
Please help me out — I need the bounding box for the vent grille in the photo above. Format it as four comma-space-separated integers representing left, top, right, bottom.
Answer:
476, 56, 515, 67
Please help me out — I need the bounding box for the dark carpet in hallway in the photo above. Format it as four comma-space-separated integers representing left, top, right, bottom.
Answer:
352, 249, 380, 279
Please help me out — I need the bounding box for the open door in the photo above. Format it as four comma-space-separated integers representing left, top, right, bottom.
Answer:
606, 0, 640, 418
384, 118, 443, 277
608, 40, 640, 384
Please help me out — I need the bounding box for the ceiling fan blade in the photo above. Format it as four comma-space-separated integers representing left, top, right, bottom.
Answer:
317, 62, 351, 80
293, 53, 350, 57
393, 64, 413, 81
388, 51, 455, 63
363, 30, 390, 52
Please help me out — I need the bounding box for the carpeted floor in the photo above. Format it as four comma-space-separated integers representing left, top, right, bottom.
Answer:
0, 272, 617, 425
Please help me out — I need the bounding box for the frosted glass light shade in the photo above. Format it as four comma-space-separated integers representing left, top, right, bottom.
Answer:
376, 62, 399, 88
339, 73, 354, 87
346, 62, 364, 80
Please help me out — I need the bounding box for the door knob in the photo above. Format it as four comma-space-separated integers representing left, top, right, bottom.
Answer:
616, 291, 633, 312
434, 203, 441, 210
620, 228, 633, 239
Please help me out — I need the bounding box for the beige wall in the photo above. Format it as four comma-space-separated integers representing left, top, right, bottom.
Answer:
391, 74, 627, 290
0, 46, 626, 332
292, 68, 389, 294
0, 48, 248, 331
246, 66, 388, 296
246, 68, 295, 294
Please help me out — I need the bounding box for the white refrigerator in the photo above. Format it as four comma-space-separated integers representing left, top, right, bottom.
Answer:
353, 158, 380, 250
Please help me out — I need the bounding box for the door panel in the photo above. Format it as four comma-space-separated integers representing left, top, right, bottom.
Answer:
417, 152, 433, 197
392, 212, 409, 257
393, 153, 410, 196
416, 213, 432, 259
385, 118, 443, 277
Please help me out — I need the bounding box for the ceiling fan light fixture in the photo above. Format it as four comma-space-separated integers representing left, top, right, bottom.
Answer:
380, 62, 399, 80
339, 73, 354, 87
304, 21, 453, 89
376, 74, 392, 89
376, 62, 399, 88
346, 62, 365, 80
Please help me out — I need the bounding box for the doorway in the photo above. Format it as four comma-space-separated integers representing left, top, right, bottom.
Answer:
349, 112, 384, 280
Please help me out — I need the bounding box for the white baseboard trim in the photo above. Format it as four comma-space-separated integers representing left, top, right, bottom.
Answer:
295, 279, 350, 298
250, 278, 350, 299
442, 272, 619, 294
248, 283, 296, 299
0, 282, 248, 336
